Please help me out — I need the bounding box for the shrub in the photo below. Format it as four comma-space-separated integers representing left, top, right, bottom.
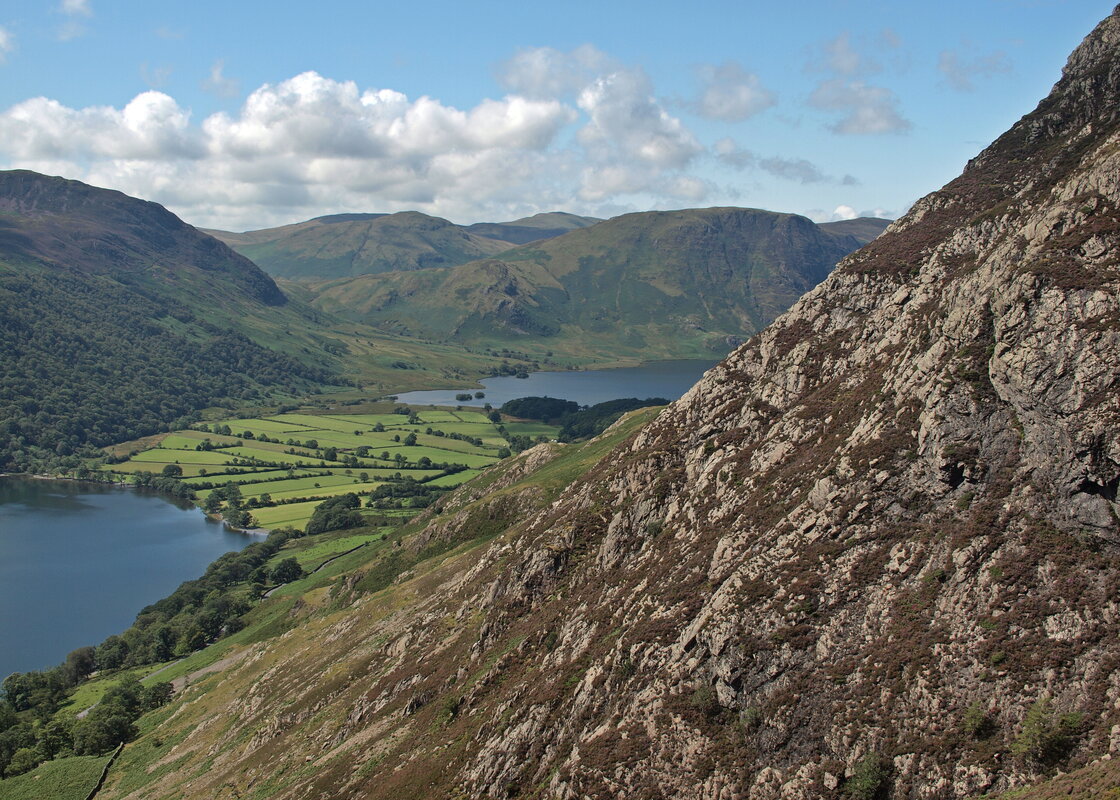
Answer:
845, 752, 889, 800
962, 702, 996, 739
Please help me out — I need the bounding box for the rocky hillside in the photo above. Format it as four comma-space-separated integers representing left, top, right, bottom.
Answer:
296, 207, 883, 363
96, 7, 1118, 800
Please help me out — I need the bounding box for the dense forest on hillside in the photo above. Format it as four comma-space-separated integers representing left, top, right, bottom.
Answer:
0, 269, 338, 472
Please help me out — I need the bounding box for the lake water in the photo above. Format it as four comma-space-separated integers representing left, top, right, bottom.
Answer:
0, 477, 253, 678
394, 359, 719, 408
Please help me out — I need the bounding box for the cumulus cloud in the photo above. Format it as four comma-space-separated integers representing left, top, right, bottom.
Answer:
691, 61, 775, 121
809, 79, 911, 135
938, 48, 1011, 92
0, 56, 728, 227
497, 44, 616, 99
577, 69, 701, 168
0, 27, 13, 64
831, 204, 857, 220
0, 92, 203, 160
203, 60, 240, 98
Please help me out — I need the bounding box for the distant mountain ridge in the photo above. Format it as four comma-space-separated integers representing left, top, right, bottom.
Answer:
205, 210, 603, 280
293, 207, 887, 362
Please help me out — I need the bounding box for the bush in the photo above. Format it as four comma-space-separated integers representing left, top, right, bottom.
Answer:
962, 702, 996, 739
270, 558, 304, 585
845, 752, 889, 800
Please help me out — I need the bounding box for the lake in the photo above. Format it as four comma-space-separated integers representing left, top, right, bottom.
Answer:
394, 359, 719, 408
0, 476, 254, 678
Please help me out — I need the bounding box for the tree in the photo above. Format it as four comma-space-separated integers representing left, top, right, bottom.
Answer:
160, 463, 183, 478
270, 558, 304, 585
403, 432, 417, 446
72, 712, 137, 755
62, 646, 97, 686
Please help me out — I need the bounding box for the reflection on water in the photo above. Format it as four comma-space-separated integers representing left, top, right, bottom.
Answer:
394, 359, 719, 408
0, 477, 252, 677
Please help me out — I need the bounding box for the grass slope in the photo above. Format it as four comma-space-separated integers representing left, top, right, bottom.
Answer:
95, 407, 660, 800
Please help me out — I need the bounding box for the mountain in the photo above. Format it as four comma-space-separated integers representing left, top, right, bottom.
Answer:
0, 172, 516, 471
464, 211, 602, 245
204, 211, 514, 280
818, 216, 891, 244
296, 207, 871, 363
90, 7, 1120, 800
205, 210, 601, 282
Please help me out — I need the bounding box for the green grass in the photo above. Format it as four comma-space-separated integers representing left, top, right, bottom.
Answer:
103, 410, 557, 530
182, 469, 315, 485
250, 500, 329, 528
501, 422, 559, 438
266, 531, 385, 571
0, 754, 112, 800
56, 663, 174, 717
425, 469, 483, 487
128, 448, 237, 465
220, 446, 346, 467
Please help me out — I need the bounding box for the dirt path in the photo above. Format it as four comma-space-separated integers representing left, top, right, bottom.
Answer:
171, 648, 253, 692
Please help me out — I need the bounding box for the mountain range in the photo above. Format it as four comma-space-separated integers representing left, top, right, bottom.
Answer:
283, 207, 888, 362
79, 6, 1120, 799
204, 210, 602, 280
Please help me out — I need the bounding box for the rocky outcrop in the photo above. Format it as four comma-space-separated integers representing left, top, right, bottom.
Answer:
104, 8, 1120, 800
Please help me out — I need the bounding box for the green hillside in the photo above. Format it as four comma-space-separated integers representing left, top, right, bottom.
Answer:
0, 171, 518, 472
205, 211, 513, 280
297, 206, 877, 362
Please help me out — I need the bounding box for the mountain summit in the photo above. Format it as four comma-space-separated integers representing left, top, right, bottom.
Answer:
94, 7, 1119, 799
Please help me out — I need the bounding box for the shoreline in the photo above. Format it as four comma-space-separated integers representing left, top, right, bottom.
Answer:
3, 472, 271, 537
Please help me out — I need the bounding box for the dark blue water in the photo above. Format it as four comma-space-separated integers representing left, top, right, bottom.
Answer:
394, 359, 718, 407
0, 477, 253, 678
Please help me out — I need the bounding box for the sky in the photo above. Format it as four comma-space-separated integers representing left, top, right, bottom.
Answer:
0, 0, 1113, 231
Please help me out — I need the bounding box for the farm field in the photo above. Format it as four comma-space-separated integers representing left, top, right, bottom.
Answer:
100, 407, 559, 531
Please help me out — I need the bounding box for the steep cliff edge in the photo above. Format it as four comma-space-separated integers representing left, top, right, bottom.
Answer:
101, 8, 1119, 800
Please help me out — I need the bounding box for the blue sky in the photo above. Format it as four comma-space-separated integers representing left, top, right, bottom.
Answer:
0, 0, 1112, 230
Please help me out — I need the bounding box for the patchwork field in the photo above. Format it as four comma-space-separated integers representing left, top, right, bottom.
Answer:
101, 407, 557, 531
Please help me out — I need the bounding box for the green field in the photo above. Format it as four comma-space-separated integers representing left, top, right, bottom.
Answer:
102, 408, 557, 530
0, 754, 113, 800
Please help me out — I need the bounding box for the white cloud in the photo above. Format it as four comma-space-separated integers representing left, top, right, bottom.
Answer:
825, 32, 876, 75
577, 68, 701, 170
60, 0, 92, 16
0, 92, 203, 160
937, 48, 1011, 92
497, 45, 616, 99
692, 62, 776, 121
809, 79, 911, 135
0, 59, 725, 228
0, 27, 13, 64
713, 137, 756, 170
203, 60, 240, 99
